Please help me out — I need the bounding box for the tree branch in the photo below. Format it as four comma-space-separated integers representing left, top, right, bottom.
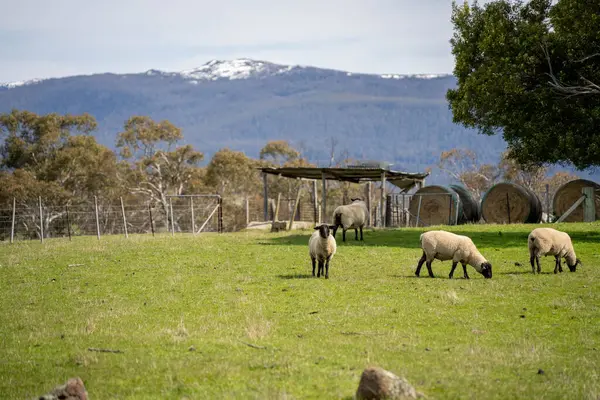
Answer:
542, 43, 600, 96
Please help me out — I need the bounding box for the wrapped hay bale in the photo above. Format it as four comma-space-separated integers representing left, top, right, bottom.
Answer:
481, 182, 542, 224
449, 184, 481, 223
553, 179, 600, 222
408, 185, 462, 226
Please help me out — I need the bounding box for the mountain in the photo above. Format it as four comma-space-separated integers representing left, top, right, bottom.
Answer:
1, 58, 597, 185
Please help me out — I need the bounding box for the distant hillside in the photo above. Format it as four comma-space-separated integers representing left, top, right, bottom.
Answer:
1, 58, 597, 185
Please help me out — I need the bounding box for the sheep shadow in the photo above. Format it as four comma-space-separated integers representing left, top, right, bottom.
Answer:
277, 274, 314, 280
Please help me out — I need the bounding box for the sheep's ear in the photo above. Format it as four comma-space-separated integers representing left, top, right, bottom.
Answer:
314, 226, 320, 230
328, 225, 336, 230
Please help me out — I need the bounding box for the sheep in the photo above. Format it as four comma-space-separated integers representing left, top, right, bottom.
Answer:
415, 230, 493, 279
528, 227, 581, 274
332, 198, 369, 242
309, 224, 337, 279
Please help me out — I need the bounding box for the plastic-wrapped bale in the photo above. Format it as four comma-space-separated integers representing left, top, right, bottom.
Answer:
408, 185, 463, 226
553, 179, 600, 222
449, 184, 481, 223
481, 182, 542, 224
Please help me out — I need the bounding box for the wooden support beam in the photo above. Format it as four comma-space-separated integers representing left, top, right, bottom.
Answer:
262, 172, 268, 221
556, 195, 586, 223
380, 172, 386, 227
321, 172, 327, 224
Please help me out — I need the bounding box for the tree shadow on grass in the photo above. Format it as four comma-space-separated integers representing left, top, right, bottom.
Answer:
256, 228, 600, 249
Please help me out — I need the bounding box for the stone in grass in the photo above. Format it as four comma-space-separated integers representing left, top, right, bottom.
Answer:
356, 367, 422, 400
37, 377, 87, 400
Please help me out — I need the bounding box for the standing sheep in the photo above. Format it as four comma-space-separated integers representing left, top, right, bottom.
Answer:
528, 227, 581, 274
332, 198, 368, 242
309, 224, 337, 279
416, 230, 493, 279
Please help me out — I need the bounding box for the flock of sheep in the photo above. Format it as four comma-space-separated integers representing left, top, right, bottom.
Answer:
308, 198, 582, 279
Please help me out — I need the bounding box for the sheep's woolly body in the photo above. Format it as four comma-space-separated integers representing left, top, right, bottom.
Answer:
309, 230, 337, 261
416, 230, 492, 279
528, 227, 579, 273
333, 201, 368, 230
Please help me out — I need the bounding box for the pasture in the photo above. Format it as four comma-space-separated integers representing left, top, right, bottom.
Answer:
1, 223, 599, 399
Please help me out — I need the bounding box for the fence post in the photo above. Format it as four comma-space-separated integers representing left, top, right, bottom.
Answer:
263, 172, 268, 222
148, 204, 155, 236
416, 195, 423, 227
366, 182, 372, 227
39, 196, 44, 243
385, 194, 392, 227
191, 197, 196, 235
245, 196, 250, 227
274, 193, 281, 222
10, 197, 16, 244
582, 187, 596, 222
380, 172, 387, 227
313, 180, 318, 224
65, 205, 72, 241
120, 197, 128, 239
94, 195, 101, 240
218, 196, 223, 233
170, 197, 175, 236
402, 194, 407, 227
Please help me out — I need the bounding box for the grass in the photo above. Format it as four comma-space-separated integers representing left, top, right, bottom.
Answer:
1, 223, 600, 399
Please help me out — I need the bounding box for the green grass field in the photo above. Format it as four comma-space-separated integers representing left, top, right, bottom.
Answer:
1, 223, 599, 399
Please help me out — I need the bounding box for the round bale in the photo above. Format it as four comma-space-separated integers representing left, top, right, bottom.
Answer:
553, 179, 600, 222
481, 182, 542, 224
409, 185, 462, 226
449, 184, 481, 223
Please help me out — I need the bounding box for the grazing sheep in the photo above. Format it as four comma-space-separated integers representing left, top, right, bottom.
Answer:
332, 198, 368, 242
528, 227, 581, 274
416, 230, 493, 279
309, 224, 337, 278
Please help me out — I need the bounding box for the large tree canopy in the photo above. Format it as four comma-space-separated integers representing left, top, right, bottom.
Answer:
447, 0, 600, 170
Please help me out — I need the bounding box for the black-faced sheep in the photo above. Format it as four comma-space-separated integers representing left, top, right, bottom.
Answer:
528, 227, 581, 274
416, 230, 492, 279
332, 198, 368, 242
309, 224, 337, 278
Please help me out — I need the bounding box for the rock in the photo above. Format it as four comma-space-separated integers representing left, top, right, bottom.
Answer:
356, 367, 420, 400
37, 377, 87, 400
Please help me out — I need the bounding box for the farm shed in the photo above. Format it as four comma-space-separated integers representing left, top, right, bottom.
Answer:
259, 164, 429, 226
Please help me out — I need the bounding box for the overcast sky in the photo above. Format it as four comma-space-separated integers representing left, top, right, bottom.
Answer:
1, 0, 489, 83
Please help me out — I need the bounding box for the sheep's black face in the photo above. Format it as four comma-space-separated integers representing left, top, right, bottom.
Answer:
567, 258, 581, 272
314, 224, 331, 239
351, 197, 362, 202
480, 262, 492, 279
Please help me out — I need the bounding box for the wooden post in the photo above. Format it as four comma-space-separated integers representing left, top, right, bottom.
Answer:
39, 196, 44, 243
274, 193, 282, 221
120, 197, 128, 238
218, 196, 223, 233
385, 194, 392, 227
448, 195, 453, 225
190, 197, 196, 235
288, 187, 302, 231
170, 197, 175, 236
403, 194, 408, 227
94, 195, 100, 240
454, 197, 460, 226
582, 187, 596, 222
506, 193, 511, 224
263, 172, 268, 222
148, 204, 155, 236
366, 182, 372, 227
245, 196, 250, 227
380, 172, 386, 228
556, 195, 586, 223
321, 172, 327, 224
416, 195, 423, 227
312, 180, 318, 224
65, 205, 72, 241
545, 184, 550, 220
10, 197, 16, 244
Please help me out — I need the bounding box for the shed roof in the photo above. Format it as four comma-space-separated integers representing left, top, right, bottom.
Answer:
260, 166, 429, 192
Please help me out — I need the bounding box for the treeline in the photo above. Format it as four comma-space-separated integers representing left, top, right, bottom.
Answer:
0, 110, 367, 238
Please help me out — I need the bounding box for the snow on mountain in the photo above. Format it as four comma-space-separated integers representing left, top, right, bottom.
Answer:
1, 58, 451, 89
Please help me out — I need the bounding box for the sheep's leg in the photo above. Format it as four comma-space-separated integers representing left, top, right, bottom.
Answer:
325, 257, 330, 279
311, 257, 316, 276
354, 228, 358, 240
359, 226, 363, 241
415, 252, 426, 277
317, 260, 324, 277
530, 252, 536, 274
342, 229, 347, 242
449, 261, 458, 279
535, 255, 542, 273
426, 261, 435, 278
553, 256, 559, 274
462, 263, 470, 279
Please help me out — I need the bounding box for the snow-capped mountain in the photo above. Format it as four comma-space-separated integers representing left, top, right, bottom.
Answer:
1, 58, 450, 89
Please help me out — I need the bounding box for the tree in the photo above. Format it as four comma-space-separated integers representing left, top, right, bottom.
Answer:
116, 116, 204, 229
438, 148, 502, 200
447, 0, 600, 170
205, 148, 261, 196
